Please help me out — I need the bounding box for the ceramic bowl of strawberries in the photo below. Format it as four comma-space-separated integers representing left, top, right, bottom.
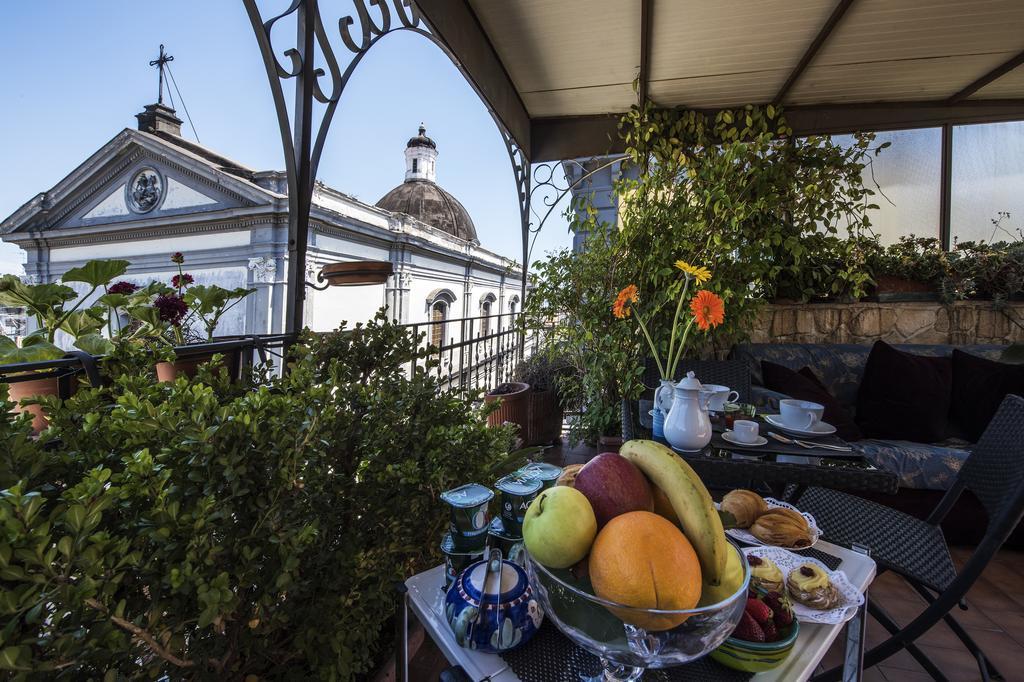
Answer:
709, 588, 800, 672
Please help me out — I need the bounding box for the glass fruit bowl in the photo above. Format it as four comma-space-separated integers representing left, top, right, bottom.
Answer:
524, 538, 750, 682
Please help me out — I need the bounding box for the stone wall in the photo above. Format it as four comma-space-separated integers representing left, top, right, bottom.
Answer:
748, 301, 1024, 346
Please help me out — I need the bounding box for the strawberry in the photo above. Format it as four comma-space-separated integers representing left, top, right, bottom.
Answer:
764, 591, 794, 627
733, 611, 765, 643
761, 619, 779, 642
745, 597, 774, 626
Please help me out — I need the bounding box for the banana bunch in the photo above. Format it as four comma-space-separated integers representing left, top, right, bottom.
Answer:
620, 439, 729, 586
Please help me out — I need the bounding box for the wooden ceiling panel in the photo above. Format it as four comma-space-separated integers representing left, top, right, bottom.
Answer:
811, 0, 1024, 66
468, 0, 640, 115
649, 69, 788, 109
521, 84, 638, 118
649, 0, 834, 83
789, 54, 1007, 104
971, 65, 1024, 99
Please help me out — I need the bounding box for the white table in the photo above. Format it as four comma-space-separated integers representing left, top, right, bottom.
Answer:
403, 539, 876, 682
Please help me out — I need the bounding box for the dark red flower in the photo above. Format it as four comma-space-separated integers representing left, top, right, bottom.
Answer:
172, 273, 194, 288
154, 294, 188, 326
171, 252, 185, 265
108, 281, 138, 295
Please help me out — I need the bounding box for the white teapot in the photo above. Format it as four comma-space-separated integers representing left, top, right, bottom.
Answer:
663, 371, 712, 452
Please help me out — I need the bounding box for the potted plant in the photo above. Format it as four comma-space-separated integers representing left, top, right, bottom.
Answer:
867, 236, 945, 301
511, 350, 571, 446
0, 259, 129, 431
484, 380, 531, 434
127, 253, 255, 380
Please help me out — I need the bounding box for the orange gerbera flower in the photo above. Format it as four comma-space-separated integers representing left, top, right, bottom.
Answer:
690, 290, 725, 331
612, 284, 639, 319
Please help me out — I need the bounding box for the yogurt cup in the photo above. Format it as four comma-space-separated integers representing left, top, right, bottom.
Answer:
441, 533, 484, 592
440, 483, 493, 551
517, 461, 563, 490
487, 517, 526, 566
494, 473, 542, 537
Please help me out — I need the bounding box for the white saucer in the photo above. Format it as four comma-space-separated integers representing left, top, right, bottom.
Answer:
721, 431, 768, 447
764, 414, 837, 437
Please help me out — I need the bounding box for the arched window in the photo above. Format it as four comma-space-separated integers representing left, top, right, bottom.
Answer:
509, 295, 520, 316
479, 293, 496, 336
426, 289, 457, 348
431, 299, 447, 347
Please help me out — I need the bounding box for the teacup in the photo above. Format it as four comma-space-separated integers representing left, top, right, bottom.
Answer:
779, 399, 825, 430
732, 419, 760, 444
701, 384, 740, 412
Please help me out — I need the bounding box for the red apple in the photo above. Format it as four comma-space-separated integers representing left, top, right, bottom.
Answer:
573, 453, 654, 528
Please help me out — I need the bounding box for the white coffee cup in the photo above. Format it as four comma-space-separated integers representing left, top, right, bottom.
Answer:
732, 419, 759, 444
779, 399, 825, 430
701, 384, 740, 412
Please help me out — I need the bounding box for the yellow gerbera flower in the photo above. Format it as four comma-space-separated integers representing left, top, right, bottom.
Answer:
674, 260, 712, 284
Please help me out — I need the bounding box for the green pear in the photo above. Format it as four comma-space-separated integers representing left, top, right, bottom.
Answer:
522, 486, 597, 568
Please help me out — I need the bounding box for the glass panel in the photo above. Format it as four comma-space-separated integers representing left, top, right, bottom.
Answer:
832, 128, 942, 244
951, 121, 1024, 245
481, 301, 491, 336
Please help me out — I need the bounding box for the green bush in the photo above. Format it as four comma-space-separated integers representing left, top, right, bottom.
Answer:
0, 313, 516, 679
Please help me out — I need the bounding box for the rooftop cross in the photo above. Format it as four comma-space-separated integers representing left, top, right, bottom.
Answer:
148, 44, 175, 105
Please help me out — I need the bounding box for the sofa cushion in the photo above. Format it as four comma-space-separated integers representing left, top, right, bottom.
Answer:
760, 361, 862, 441
853, 439, 970, 491
731, 342, 1007, 415
951, 349, 1024, 442
855, 341, 952, 442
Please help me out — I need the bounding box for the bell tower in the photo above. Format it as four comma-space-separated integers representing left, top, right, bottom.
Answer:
404, 124, 438, 183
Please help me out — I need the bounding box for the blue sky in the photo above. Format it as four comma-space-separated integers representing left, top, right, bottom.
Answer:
0, 1, 573, 275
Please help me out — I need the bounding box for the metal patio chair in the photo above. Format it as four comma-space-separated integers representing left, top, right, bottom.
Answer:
799, 394, 1024, 682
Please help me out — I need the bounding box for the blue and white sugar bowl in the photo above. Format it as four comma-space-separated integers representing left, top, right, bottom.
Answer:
445, 549, 543, 653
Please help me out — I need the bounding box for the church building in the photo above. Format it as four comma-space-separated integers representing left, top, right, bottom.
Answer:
1, 101, 522, 341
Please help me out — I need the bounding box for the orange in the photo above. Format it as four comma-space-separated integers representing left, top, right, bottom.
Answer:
589, 511, 702, 630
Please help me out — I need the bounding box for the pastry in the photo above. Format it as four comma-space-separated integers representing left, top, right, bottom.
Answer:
787, 563, 842, 610
720, 489, 768, 528
556, 464, 584, 487
746, 554, 784, 593
749, 508, 812, 548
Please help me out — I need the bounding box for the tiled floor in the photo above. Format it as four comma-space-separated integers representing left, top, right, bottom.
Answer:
402, 439, 1024, 681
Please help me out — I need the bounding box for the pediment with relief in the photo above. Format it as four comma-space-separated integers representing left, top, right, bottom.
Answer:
2, 130, 273, 235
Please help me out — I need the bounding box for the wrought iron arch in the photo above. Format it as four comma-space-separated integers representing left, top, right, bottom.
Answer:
242, 0, 532, 336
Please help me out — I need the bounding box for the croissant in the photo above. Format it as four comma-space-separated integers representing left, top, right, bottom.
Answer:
720, 489, 769, 528
557, 464, 584, 488
750, 508, 812, 548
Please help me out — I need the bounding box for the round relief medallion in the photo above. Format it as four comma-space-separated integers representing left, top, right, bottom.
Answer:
126, 168, 163, 213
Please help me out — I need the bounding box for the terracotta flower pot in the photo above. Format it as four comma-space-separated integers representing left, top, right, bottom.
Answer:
7, 376, 67, 434
484, 382, 531, 432
522, 389, 564, 446
156, 349, 241, 382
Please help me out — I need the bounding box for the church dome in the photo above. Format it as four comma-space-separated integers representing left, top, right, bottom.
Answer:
376, 180, 478, 243
375, 125, 478, 243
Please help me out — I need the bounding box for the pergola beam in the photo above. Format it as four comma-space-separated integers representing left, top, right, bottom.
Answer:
414, 0, 532, 157
773, 0, 857, 106
638, 0, 653, 106
948, 49, 1024, 104
529, 100, 1024, 161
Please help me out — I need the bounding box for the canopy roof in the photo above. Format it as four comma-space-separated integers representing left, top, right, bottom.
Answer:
417, 0, 1024, 161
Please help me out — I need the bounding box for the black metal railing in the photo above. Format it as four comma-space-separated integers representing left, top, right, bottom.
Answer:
0, 317, 544, 399
399, 312, 544, 394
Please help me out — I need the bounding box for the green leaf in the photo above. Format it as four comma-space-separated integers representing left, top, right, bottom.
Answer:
0, 275, 76, 311
73, 333, 114, 356
0, 335, 64, 364
0, 645, 28, 670
61, 259, 130, 287
60, 308, 106, 339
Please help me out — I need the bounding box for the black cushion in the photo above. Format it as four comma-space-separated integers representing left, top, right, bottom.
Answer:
950, 349, 1024, 442
761, 361, 863, 441
855, 341, 952, 442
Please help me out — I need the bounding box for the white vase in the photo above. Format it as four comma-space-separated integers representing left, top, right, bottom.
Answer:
663, 372, 712, 452
654, 379, 675, 415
